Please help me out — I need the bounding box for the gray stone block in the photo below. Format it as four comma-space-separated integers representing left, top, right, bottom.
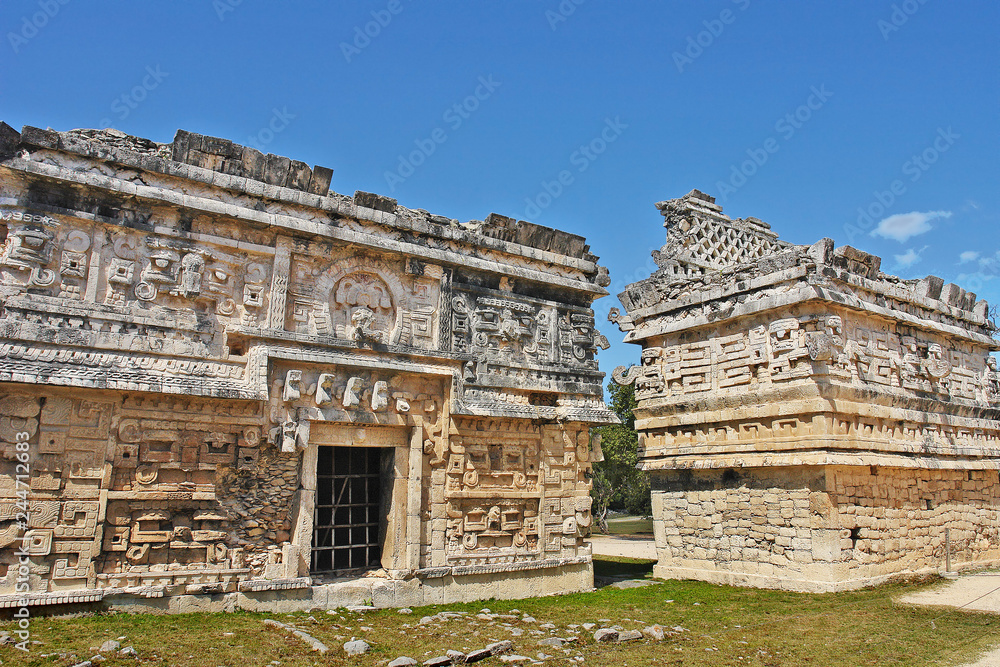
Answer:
941, 282, 964, 307
264, 153, 291, 186
0, 122, 21, 160
241, 146, 266, 181
20, 125, 60, 149
354, 190, 397, 213
308, 165, 333, 195
285, 159, 312, 191
201, 135, 237, 158
171, 129, 192, 163
915, 275, 945, 300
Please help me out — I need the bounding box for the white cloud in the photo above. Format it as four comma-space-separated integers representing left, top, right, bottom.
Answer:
977, 250, 1000, 272
959, 251, 981, 264
958, 271, 994, 286
871, 210, 952, 243
894, 245, 928, 269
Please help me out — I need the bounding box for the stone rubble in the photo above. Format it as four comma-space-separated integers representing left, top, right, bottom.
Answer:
343, 639, 372, 655
262, 618, 330, 654
389, 658, 419, 667
11, 606, 676, 667
98, 639, 120, 653
593, 628, 619, 642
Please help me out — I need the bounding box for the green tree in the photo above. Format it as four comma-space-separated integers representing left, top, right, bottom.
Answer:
590, 381, 651, 533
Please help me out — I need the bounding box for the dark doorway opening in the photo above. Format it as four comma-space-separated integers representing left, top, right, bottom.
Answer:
311, 446, 390, 577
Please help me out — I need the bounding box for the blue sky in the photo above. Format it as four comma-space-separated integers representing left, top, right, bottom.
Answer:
2, 1, 998, 378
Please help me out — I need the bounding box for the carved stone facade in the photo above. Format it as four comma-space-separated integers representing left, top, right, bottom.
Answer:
613, 189, 1000, 592
0, 122, 614, 611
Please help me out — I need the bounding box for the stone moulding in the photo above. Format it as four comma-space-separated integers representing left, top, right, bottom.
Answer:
0, 590, 104, 609
0, 121, 615, 613
237, 577, 312, 593
614, 188, 1000, 592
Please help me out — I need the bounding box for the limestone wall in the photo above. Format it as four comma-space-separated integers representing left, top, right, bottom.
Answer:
829, 466, 1000, 580
650, 466, 1000, 591
650, 467, 836, 590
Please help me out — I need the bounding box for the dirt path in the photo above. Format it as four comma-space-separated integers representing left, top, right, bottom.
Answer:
898, 573, 1000, 666
590, 534, 657, 560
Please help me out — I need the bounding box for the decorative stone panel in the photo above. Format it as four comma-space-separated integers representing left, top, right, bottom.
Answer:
0, 121, 615, 608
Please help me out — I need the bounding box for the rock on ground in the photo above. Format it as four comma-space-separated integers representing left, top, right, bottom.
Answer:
388, 658, 418, 667
618, 629, 643, 642
99, 640, 120, 653
343, 640, 371, 656
594, 628, 619, 642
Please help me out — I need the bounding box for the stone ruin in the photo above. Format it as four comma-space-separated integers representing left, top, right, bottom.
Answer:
0, 121, 616, 612
612, 189, 1000, 592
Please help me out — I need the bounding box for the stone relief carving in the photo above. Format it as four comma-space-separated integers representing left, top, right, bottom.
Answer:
439, 419, 592, 566
334, 271, 395, 341
451, 292, 604, 381
607, 307, 635, 332
0, 216, 59, 288
103, 501, 233, 572
132, 238, 240, 315
980, 357, 1000, 405
266, 367, 447, 459
614, 312, 993, 406
0, 393, 115, 593
291, 257, 444, 350
350, 305, 388, 344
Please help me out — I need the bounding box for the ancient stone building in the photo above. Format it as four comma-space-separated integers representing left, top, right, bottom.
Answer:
612, 189, 1000, 592
0, 122, 615, 612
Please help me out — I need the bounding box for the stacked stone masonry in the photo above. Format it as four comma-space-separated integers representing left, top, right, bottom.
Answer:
0, 122, 616, 612
613, 189, 1000, 592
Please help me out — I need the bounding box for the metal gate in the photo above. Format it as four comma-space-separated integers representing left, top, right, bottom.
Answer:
311, 446, 385, 576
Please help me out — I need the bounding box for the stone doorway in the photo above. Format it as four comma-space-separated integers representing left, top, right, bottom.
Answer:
310, 446, 393, 577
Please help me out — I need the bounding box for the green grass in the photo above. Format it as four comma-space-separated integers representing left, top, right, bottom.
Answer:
605, 515, 654, 535
1, 569, 997, 666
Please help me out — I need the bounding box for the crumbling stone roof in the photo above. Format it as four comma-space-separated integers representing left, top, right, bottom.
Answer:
652, 189, 792, 276
3, 123, 598, 266
616, 189, 996, 347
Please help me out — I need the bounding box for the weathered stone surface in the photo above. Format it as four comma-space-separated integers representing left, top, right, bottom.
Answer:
389, 658, 418, 667
263, 619, 329, 654
98, 640, 120, 653
615, 189, 1000, 593
343, 639, 371, 656
593, 628, 618, 642
617, 629, 643, 642
0, 122, 20, 160
537, 637, 565, 647
0, 122, 614, 611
